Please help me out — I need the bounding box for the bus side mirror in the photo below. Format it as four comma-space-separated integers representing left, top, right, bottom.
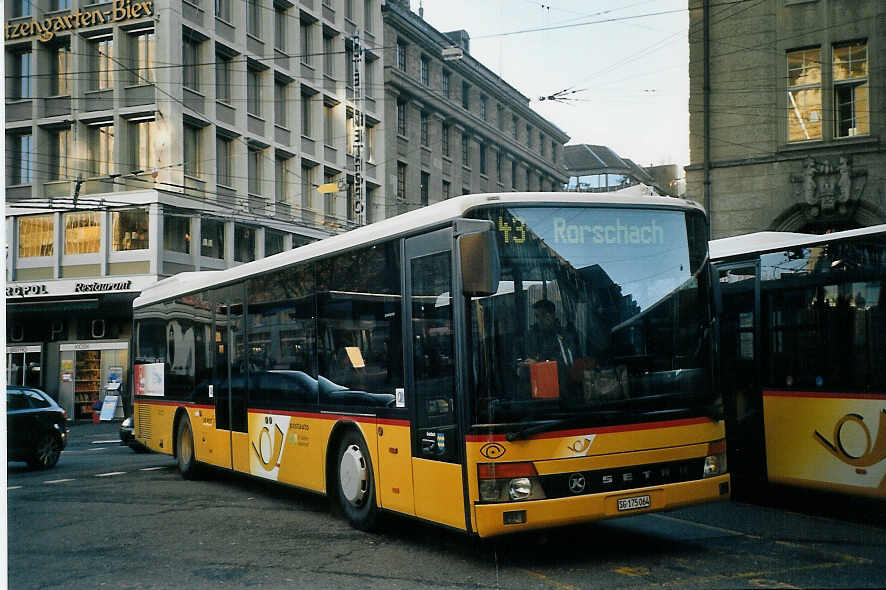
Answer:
458, 226, 500, 297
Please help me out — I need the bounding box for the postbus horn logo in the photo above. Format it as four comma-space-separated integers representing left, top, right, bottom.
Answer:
814, 410, 886, 468
253, 423, 285, 470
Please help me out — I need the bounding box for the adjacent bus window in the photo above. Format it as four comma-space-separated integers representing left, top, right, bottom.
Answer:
316, 243, 402, 405
247, 265, 318, 409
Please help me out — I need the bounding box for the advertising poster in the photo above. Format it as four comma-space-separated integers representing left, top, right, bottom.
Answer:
134, 363, 164, 397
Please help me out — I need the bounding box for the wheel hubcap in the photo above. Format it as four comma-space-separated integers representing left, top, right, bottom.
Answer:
180, 427, 192, 464
339, 444, 368, 506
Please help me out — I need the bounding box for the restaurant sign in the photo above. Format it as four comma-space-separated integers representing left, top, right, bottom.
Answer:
5, 0, 153, 43
6, 276, 156, 298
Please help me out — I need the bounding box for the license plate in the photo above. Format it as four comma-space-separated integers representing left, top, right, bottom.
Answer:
617, 495, 651, 511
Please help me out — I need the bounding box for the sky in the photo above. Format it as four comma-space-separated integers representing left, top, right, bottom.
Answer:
416, 0, 691, 167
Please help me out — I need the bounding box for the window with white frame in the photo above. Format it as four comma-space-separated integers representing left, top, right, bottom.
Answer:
88, 124, 115, 176
49, 128, 71, 181
90, 38, 114, 90
216, 0, 232, 21
216, 135, 233, 186
397, 41, 407, 71
129, 31, 155, 85
302, 91, 313, 136
132, 120, 156, 173
247, 0, 261, 37
397, 101, 407, 136
275, 5, 287, 51
300, 21, 312, 65
275, 156, 290, 203
50, 42, 71, 96
833, 41, 868, 138
18, 215, 54, 258
787, 47, 822, 142
112, 209, 149, 251
247, 67, 262, 116
275, 80, 288, 127
183, 124, 201, 178
397, 162, 406, 201
324, 34, 335, 76
64, 211, 102, 255
216, 52, 232, 102
248, 146, 262, 195
11, 49, 32, 99
324, 103, 335, 145
9, 133, 33, 185
183, 36, 200, 91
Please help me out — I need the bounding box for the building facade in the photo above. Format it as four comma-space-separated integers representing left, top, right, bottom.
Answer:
381, 0, 568, 214
687, 0, 885, 238
4, 0, 382, 416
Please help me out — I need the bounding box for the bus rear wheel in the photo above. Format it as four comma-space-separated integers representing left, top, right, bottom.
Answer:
336, 432, 378, 531
176, 417, 199, 480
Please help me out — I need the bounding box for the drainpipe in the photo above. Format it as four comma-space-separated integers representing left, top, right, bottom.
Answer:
703, 0, 712, 238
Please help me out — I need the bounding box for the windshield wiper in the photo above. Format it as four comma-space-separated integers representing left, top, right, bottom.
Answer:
505, 419, 572, 442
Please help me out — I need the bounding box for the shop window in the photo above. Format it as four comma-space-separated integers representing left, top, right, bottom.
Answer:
201, 218, 225, 258
18, 215, 54, 258
234, 225, 256, 262
64, 211, 101, 255
265, 229, 285, 256
164, 215, 192, 253
112, 208, 149, 251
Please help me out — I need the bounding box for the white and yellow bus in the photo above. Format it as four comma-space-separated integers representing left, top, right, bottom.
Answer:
712, 224, 886, 499
132, 192, 729, 537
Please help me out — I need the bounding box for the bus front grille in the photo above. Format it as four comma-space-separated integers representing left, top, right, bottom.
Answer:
539, 457, 706, 499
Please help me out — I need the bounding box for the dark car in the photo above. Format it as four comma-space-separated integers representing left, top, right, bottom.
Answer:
119, 416, 148, 452
7, 386, 69, 469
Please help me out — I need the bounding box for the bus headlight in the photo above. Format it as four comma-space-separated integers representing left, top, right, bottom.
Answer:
703, 440, 727, 478
478, 462, 547, 502
508, 477, 532, 500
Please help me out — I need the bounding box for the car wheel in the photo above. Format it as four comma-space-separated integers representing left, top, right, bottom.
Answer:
336, 432, 378, 531
176, 417, 200, 479
29, 433, 61, 469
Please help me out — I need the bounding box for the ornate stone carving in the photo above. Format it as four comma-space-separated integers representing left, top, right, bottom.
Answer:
791, 156, 867, 219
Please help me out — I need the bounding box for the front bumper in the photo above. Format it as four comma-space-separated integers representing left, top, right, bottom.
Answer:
473, 473, 730, 537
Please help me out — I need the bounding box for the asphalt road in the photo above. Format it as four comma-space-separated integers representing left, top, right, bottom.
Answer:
8, 421, 886, 589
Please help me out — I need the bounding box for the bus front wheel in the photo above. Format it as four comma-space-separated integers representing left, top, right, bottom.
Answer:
176, 417, 199, 480
336, 432, 378, 531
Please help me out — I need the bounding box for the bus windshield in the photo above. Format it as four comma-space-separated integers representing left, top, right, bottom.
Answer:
467, 205, 714, 431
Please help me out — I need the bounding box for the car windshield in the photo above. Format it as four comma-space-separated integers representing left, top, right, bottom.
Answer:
467, 205, 714, 429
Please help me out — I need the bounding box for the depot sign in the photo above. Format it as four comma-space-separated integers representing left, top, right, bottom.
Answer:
6, 276, 156, 298
5, 0, 153, 43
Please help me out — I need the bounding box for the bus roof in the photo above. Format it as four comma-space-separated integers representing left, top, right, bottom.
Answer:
134, 192, 701, 309
710, 223, 886, 261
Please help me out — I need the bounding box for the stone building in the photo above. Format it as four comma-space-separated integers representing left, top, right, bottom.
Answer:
381, 0, 568, 215
4, 0, 378, 414
687, 0, 885, 237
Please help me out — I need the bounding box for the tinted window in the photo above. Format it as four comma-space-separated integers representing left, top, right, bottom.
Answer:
316, 242, 402, 405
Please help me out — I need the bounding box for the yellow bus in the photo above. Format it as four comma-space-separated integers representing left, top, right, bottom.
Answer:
132, 193, 729, 537
712, 224, 886, 499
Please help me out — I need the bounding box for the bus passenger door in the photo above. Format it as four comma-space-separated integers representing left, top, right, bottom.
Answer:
209, 285, 249, 471
714, 262, 764, 494
404, 229, 467, 530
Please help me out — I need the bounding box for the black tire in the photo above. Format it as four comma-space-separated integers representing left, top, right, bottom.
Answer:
28, 433, 61, 470
176, 417, 200, 479
336, 432, 378, 531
